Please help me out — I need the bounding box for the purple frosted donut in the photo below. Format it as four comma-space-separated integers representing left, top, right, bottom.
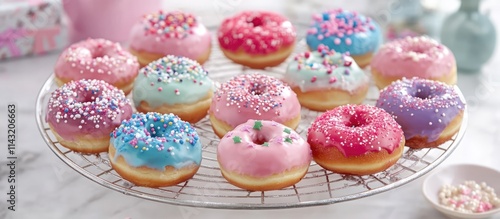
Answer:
375, 77, 465, 148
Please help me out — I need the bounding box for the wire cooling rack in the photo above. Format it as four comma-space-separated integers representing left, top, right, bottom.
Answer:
36, 40, 468, 209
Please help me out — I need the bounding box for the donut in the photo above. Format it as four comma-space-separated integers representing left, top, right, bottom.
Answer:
218, 11, 296, 69
46, 79, 133, 153
209, 73, 301, 138
129, 11, 211, 66
284, 44, 369, 111
306, 9, 381, 68
132, 55, 214, 124
217, 120, 311, 191
375, 77, 465, 148
307, 104, 405, 175
54, 38, 139, 95
371, 36, 457, 89
109, 112, 202, 187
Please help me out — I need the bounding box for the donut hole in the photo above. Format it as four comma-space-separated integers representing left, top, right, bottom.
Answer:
413, 85, 434, 100
248, 17, 264, 27
409, 43, 433, 54
345, 114, 367, 128
415, 91, 431, 99
148, 129, 162, 138
252, 133, 270, 145
92, 50, 106, 59
411, 47, 427, 54
249, 84, 267, 96
77, 91, 100, 103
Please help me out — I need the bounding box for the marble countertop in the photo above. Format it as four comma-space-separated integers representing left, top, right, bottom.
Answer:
2, 2, 500, 219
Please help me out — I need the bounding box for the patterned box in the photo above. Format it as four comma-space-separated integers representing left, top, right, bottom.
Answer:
0, 0, 67, 60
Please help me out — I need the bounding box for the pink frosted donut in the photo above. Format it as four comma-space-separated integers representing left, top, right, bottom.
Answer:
129, 11, 212, 66
218, 120, 311, 191
209, 73, 301, 138
307, 104, 405, 175
54, 38, 139, 94
217, 11, 296, 68
46, 79, 133, 153
371, 36, 457, 89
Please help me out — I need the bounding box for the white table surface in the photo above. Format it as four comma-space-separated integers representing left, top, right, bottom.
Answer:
2, 1, 500, 219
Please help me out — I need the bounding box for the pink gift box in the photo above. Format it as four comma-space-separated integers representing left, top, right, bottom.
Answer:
0, 0, 67, 60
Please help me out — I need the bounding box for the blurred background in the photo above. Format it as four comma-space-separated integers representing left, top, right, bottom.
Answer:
1, 0, 498, 72
1, 0, 500, 218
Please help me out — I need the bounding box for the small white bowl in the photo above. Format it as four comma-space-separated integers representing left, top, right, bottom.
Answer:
422, 164, 500, 219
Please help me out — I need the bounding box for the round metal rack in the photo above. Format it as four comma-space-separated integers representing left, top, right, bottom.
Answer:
36, 40, 468, 209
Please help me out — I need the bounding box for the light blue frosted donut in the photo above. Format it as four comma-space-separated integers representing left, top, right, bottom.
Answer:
110, 112, 202, 170
306, 9, 382, 56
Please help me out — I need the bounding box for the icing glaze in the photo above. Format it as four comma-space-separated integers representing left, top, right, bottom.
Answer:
307, 104, 403, 157
54, 38, 139, 84
46, 79, 133, 140
129, 11, 211, 59
371, 36, 456, 78
376, 77, 465, 142
306, 9, 381, 55
217, 11, 296, 54
209, 73, 301, 128
110, 112, 202, 170
218, 120, 311, 177
132, 55, 214, 108
284, 44, 369, 93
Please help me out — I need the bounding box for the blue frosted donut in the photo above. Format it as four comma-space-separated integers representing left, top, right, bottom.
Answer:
306, 9, 381, 64
109, 112, 202, 187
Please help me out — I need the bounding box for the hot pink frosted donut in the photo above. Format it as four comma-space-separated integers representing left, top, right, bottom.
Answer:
217, 11, 296, 68
54, 38, 139, 94
371, 36, 457, 89
209, 73, 301, 138
46, 79, 133, 153
307, 104, 405, 175
218, 120, 311, 191
129, 11, 212, 66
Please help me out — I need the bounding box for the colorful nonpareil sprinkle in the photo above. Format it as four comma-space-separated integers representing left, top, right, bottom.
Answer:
142, 11, 197, 39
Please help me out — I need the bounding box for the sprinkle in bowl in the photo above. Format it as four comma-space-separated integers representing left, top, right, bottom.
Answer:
422, 164, 500, 219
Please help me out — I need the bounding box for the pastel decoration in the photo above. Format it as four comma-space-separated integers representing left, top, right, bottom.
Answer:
110, 113, 202, 170
0, 28, 27, 57
306, 9, 381, 56
285, 44, 368, 93
30, 26, 60, 54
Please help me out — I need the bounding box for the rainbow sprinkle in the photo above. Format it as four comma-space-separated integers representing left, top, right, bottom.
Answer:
141, 55, 209, 89
307, 9, 375, 43
142, 11, 197, 39
111, 113, 199, 152
47, 79, 131, 130
213, 74, 289, 116
292, 44, 353, 76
